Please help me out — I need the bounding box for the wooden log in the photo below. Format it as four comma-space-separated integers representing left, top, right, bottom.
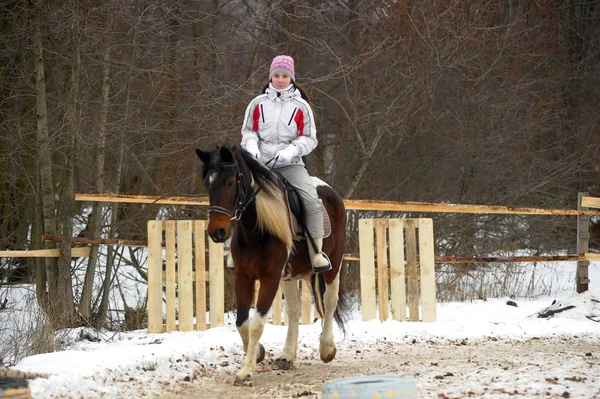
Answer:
0, 248, 90, 258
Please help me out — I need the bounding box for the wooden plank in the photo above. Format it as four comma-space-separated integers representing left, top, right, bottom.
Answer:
405, 220, 419, 322
147, 221, 164, 333
375, 219, 389, 322
577, 192, 590, 293
418, 219, 437, 322
344, 253, 584, 263
343, 199, 598, 216
0, 247, 91, 258
77, 193, 600, 216
165, 221, 176, 333
208, 239, 224, 327
271, 283, 283, 325
301, 280, 312, 325
389, 219, 406, 322
42, 234, 148, 247
194, 221, 207, 331
585, 253, 600, 261
76, 193, 208, 206
581, 196, 600, 209
359, 219, 376, 321
177, 221, 194, 332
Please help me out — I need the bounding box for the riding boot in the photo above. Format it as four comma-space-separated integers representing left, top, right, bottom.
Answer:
308, 237, 332, 273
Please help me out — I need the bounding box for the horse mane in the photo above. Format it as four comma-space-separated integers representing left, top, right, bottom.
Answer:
233, 146, 293, 253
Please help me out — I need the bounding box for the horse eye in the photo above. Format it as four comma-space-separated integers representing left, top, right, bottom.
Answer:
227, 180, 234, 187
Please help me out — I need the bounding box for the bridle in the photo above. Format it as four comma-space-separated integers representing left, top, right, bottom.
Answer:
207, 161, 261, 223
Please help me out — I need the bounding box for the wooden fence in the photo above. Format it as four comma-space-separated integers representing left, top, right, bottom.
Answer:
359, 218, 436, 323
146, 218, 436, 333
146, 220, 318, 333
147, 220, 224, 333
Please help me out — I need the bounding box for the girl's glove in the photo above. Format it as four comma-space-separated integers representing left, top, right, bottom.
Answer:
275, 144, 299, 163
245, 142, 260, 159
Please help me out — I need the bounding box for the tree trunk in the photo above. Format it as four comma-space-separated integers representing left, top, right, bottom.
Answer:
34, 161, 46, 309
80, 15, 112, 322
56, 2, 81, 326
29, 0, 58, 306
96, 14, 137, 329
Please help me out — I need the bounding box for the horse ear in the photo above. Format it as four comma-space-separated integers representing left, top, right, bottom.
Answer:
196, 149, 211, 164
219, 146, 234, 163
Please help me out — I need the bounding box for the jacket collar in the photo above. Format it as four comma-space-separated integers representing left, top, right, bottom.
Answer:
266, 83, 299, 102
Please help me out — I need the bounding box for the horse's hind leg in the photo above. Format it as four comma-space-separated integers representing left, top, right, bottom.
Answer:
234, 275, 280, 386
320, 271, 340, 363
273, 279, 301, 370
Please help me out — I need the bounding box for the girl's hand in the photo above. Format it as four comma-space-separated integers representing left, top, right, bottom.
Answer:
275, 144, 299, 163
245, 142, 261, 159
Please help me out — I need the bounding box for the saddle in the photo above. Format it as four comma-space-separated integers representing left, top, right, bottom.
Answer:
282, 179, 331, 241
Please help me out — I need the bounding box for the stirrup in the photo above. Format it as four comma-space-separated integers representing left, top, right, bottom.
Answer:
311, 252, 332, 274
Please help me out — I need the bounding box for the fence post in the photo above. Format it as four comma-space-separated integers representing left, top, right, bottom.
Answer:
577, 192, 590, 293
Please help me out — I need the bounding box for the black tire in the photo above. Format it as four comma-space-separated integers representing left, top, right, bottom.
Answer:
0, 377, 29, 389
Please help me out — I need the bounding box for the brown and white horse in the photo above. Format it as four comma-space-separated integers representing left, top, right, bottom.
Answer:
196, 146, 350, 386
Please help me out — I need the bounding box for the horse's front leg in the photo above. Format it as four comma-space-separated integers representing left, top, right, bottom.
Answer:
319, 271, 340, 363
273, 279, 301, 370
234, 273, 280, 386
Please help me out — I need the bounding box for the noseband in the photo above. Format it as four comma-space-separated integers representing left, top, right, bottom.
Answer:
208, 161, 261, 223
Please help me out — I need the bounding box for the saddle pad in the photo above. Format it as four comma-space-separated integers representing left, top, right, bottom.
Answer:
285, 196, 331, 240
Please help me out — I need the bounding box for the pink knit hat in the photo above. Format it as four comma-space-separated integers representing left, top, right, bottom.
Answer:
269, 55, 295, 81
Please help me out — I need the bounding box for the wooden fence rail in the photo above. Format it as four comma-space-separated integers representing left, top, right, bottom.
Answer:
75, 193, 600, 216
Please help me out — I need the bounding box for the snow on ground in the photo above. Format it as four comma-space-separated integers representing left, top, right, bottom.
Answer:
8, 262, 600, 398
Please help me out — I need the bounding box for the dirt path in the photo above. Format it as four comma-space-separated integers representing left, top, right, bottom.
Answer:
156, 338, 600, 399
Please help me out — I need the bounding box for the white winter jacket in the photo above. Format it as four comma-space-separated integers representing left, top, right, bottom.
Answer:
241, 84, 317, 167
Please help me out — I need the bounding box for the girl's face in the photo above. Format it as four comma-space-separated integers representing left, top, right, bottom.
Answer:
272, 73, 292, 90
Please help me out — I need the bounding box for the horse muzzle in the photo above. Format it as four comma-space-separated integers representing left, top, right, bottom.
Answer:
208, 228, 228, 243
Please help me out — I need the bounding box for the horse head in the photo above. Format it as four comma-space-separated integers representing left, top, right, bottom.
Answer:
196, 146, 240, 243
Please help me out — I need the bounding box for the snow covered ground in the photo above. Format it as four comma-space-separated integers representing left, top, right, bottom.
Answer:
7, 262, 600, 398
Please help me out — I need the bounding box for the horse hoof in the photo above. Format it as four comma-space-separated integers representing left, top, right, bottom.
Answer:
256, 343, 266, 363
272, 358, 293, 370
233, 374, 253, 386
320, 347, 337, 363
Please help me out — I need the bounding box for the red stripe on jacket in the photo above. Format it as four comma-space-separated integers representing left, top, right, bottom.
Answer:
252, 105, 260, 132
294, 109, 305, 136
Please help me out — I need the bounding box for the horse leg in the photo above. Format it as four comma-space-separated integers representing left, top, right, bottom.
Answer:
273, 279, 301, 370
319, 270, 340, 363
234, 274, 280, 386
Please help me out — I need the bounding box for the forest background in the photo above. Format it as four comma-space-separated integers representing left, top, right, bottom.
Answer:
0, 0, 599, 335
